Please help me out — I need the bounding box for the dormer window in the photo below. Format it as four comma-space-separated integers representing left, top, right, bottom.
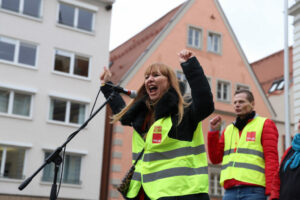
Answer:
268, 79, 284, 93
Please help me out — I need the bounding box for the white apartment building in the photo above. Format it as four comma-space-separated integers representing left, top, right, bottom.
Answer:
0, 0, 114, 199
290, 1, 300, 130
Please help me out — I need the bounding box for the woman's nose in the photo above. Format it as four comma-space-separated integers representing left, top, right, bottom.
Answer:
148, 75, 154, 81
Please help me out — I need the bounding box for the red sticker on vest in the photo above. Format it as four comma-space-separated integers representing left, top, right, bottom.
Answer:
152, 133, 162, 143
246, 131, 256, 141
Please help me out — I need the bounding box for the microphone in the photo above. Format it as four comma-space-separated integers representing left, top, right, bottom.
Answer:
105, 83, 137, 98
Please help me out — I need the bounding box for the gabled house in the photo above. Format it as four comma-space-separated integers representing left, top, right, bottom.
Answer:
101, 0, 275, 199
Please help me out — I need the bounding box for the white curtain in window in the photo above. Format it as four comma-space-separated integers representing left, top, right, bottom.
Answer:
42, 152, 56, 182
49, 100, 54, 120
78, 104, 85, 124
63, 155, 81, 184
12, 93, 31, 116
0, 90, 9, 113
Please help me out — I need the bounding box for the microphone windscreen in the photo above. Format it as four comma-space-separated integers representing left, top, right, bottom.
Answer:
129, 91, 137, 98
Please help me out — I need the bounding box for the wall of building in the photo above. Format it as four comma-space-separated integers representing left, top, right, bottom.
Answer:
0, 0, 113, 199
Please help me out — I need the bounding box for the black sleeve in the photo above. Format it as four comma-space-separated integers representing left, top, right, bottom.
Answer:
181, 56, 214, 122
100, 81, 126, 114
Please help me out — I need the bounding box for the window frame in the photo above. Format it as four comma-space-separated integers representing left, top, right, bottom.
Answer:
0, 36, 39, 69
47, 94, 89, 127
57, 1, 96, 33
209, 172, 224, 197
0, 142, 31, 180
268, 78, 284, 93
0, 0, 43, 19
187, 25, 203, 50
0, 84, 35, 119
207, 31, 222, 54
41, 151, 83, 185
53, 49, 91, 79
216, 79, 231, 103
208, 164, 224, 198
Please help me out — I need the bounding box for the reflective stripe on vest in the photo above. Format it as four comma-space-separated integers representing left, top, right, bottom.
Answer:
131, 166, 208, 182
132, 171, 141, 181
222, 161, 265, 173
223, 148, 264, 159
143, 166, 208, 183
126, 116, 209, 199
143, 145, 205, 162
220, 116, 266, 187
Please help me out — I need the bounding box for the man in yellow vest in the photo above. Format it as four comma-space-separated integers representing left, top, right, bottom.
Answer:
207, 89, 279, 200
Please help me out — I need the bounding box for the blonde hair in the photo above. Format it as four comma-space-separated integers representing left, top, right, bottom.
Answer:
112, 63, 188, 125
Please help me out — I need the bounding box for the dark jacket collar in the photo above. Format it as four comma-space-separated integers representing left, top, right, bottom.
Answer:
121, 87, 179, 133
234, 111, 256, 131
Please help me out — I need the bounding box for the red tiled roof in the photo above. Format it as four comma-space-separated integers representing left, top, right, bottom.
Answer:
109, 4, 183, 83
251, 47, 293, 95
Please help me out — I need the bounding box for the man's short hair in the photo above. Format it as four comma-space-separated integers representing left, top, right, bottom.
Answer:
234, 89, 254, 102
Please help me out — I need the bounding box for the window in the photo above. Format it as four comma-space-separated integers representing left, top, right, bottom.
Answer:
236, 84, 250, 91
58, 3, 94, 32
269, 79, 284, 93
1, 0, 42, 18
176, 71, 191, 95
0, 88, 32, 117
208, 32, 221, 54
217, 80, 230, 102
209, 173, 224, 197
0, 36, 37, 67
187, 26, 202, 49
42, 152, 81, 184
54, 50, 90, 78
0, 145, 26, 179
49, 98, 86, 125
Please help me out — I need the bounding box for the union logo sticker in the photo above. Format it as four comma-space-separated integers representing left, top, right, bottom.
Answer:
152, 133, 162, 143
246, 131, 256, 141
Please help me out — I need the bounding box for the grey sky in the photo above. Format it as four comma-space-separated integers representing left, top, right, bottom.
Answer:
109, 0, 295, 63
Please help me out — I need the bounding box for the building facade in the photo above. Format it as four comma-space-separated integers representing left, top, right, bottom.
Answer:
290, 0, 300, 135
0, 0, 114, 199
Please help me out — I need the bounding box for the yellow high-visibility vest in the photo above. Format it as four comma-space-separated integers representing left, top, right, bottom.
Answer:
127, 116, 209, 199
220, 116, 266, 187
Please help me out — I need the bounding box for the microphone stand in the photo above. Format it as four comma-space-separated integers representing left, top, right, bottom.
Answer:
50, 155, 62, 200
18, 92, 115, 200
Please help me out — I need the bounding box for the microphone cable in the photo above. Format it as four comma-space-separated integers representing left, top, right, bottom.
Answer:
89, 86, 102, 117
